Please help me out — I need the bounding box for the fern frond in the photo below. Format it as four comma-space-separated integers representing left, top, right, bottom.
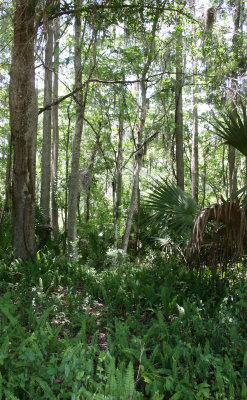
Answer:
124, 361, 135, 397
4, 389, 20, 400
32, 376, 55, 398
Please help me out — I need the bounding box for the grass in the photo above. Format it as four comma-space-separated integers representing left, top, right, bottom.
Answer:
1, 251, 247, 399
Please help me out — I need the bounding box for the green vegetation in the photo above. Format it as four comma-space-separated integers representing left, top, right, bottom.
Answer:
1, 252, 247, 399
0, 1, 247, 398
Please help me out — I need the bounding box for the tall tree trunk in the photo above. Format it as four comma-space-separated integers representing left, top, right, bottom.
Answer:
121, 150, 143, 256
229, 0, 242, 197
84, 148, 97, 222
175, 1, 184, 191
192, 81, 199, 202
9, 0, 38, 259
134, 186, 141, 257
122, 80, 147, 256
228, 144, 237, 196
113, 105, 124, 251
191, 0, 198, 202
41, 19, 53, 223
64, 101, 72, 234
67, 1, 85, 256
222, 145, 228, 199
51, 17, 60, 236
121, 13, 158, 258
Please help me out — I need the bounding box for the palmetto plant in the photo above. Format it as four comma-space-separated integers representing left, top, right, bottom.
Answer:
145, 105, 247, 270
144, 179, 199, 251
212, 103, 247, 157
145, 179, 247, 270
187, 198, 247, 269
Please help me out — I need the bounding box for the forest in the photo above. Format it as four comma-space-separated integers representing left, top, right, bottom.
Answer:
0, 0, 247, 398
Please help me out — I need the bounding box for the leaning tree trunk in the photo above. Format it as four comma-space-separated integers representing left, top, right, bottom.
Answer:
175, 0, 184, 191
41, 18, 53, 223
51, 17, 60, 236
9, 0, 38, 259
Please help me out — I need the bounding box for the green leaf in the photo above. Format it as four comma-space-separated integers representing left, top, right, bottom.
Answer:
32, 377, 55, 398
4, 390, 20, 400
212, 103, 247, 157
144, 179, 199, 246
198, 382, 211, 398
170, 391, 183, 400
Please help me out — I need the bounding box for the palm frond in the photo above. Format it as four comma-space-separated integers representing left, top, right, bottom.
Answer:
188, 199, 247, 269
212, 103, 247, 157
144, 179, 199, 242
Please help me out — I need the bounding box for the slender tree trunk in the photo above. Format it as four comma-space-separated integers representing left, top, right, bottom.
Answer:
229, 0, 242, 197
122, 81, 147, 255
67, 1, 85, 256
122, 151, 143, 255
175, 0, 184, 191
9, 0, 38, 259
51, 17, 60, 235
41, 19, 53, 223
192, 82, 198, 202
84, 148, 97, 222
64, 101, 72, 234
121, 13, 158, 258
222, 145, 228, 199
228, 144, 237, 196
113, 106, 124, 251
0, 133, 12, 227
134, 186, 141, 257
85, 188, 91, 223
245, 157, 247, 195
113, 180, 118, 250
191, 0, 198, 202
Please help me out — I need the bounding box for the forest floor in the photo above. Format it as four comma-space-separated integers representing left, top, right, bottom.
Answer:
1, 252, 247, 399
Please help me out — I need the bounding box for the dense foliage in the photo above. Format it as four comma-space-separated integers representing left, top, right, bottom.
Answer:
0, 1, 247, 398
1, 252, 247, 399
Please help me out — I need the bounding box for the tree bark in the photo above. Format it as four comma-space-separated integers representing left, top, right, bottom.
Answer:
9, 0, 38, 259
84, 148, 97, 222
113, 104, 124, 251
192, 83, 199, 202
229, 0, 242, 197
175, 1, 184, 191
0, 133, 12, 228
51, 17, 60, 235
67, 0, 85, 256
121, 13, 158, 258
64, 101, 72, 234
228, 144, 237, 196
41, 19, 53, 223
191, 0, 198, 202
122, 80, 147, 256
121, 151, 143, 256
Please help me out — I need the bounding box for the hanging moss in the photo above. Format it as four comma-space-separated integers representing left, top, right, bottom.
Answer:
205, 7, 217, 31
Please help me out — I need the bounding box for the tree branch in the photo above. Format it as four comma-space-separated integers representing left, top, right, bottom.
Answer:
52, 3, 198, 24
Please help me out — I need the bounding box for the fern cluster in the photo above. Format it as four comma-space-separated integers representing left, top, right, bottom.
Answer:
1, 253, 247, 398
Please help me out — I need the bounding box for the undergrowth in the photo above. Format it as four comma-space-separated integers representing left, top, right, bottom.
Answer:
1, 252, 247, 399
